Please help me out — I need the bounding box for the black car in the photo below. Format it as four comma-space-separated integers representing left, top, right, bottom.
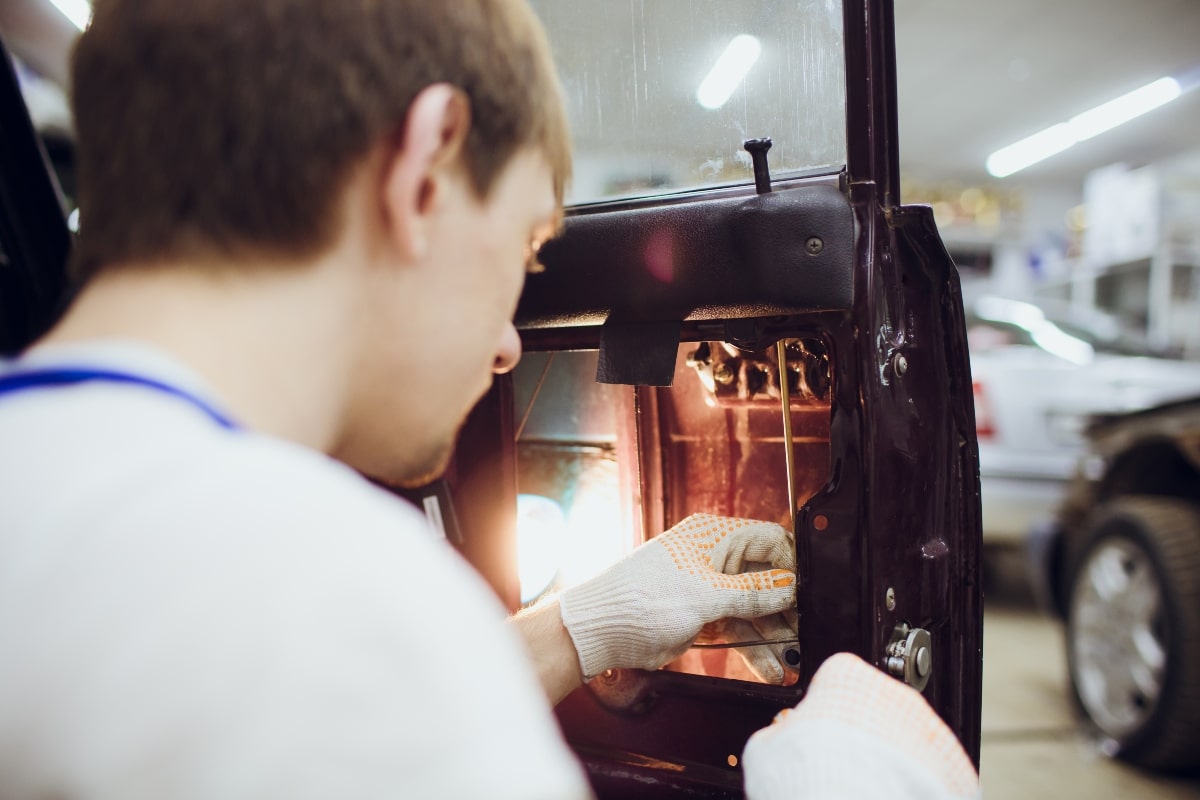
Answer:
1034, 396, 1200, 773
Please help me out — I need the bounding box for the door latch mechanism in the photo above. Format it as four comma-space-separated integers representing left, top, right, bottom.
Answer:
886, 622, 933, 693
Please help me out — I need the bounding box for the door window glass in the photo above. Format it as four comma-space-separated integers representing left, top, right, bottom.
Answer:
529, 0, 847, 205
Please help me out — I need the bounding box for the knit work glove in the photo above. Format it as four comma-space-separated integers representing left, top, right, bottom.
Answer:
742, 653, 981, 800
559, 514, 796, 681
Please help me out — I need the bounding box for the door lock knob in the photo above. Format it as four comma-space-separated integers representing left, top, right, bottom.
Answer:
886, 622, 933, 693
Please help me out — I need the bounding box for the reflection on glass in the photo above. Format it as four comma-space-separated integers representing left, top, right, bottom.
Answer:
968, 296, 1169, 362
697, 35, 763, 110
528, 0, 847, 205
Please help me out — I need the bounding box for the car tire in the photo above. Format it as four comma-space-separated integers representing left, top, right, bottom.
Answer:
1065, 495, 1200, 772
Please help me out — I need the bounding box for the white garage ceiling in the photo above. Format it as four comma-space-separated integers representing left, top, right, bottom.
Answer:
894, 0, 1200, 190
6, 0, 1200, 198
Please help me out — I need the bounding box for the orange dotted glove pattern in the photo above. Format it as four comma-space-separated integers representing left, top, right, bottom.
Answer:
658, 514, 796, 592
743, 653, 981, 799
559, 514, 797, 680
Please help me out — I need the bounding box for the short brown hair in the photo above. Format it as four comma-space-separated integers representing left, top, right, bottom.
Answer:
69, 0, 571, 282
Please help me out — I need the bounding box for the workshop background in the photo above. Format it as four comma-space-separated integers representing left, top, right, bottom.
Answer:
3, 0, 1200, 796
896, 2, 1200, 796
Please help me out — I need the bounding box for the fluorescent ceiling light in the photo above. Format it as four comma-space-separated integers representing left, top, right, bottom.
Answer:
49, 0, 92, 31
1069, 77, 1182, 140
985, 124, 1077, 179
986, 77, 1182, 178
697, 35, 761, 110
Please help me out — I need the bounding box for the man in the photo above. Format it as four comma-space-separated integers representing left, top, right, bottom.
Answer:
0, 0, 978, 797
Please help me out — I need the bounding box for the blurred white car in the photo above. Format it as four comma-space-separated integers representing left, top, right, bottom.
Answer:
968, 296, 1200, 542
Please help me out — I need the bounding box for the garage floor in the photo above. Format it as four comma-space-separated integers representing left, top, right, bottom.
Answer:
980, 557, 1200, 799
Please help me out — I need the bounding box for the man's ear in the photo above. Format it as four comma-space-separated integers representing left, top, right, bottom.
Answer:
381, 84, 472, 262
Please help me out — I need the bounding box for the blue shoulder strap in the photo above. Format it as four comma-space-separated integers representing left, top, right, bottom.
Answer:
0, 368, 241, 430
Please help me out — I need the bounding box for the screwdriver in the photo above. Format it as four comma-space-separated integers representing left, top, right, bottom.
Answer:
690, 341, 804, 671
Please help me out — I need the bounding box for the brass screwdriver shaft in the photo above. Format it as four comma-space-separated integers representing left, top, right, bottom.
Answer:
775, 340, 803, 671
691, 637, 800, 650
776, 340, 797, 531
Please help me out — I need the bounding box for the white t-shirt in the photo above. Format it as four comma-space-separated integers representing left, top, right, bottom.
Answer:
0, 341, 591, 799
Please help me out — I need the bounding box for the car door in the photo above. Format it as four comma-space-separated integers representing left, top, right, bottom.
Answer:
0, 34, 70, 355
425, 1, 984, 797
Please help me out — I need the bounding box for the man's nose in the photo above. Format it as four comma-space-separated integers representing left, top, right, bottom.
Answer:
493, 322, 522, 374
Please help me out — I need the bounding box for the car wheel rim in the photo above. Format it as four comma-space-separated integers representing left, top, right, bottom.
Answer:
1069, 536, 1167, 739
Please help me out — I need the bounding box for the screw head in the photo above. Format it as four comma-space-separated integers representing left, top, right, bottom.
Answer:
713, 362, 735, 385
805, 237, 824, 256
893, 353, 908, 376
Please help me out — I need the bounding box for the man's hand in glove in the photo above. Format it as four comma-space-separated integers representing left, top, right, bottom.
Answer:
558, 513, 797, 683
742, 653, 981, 800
